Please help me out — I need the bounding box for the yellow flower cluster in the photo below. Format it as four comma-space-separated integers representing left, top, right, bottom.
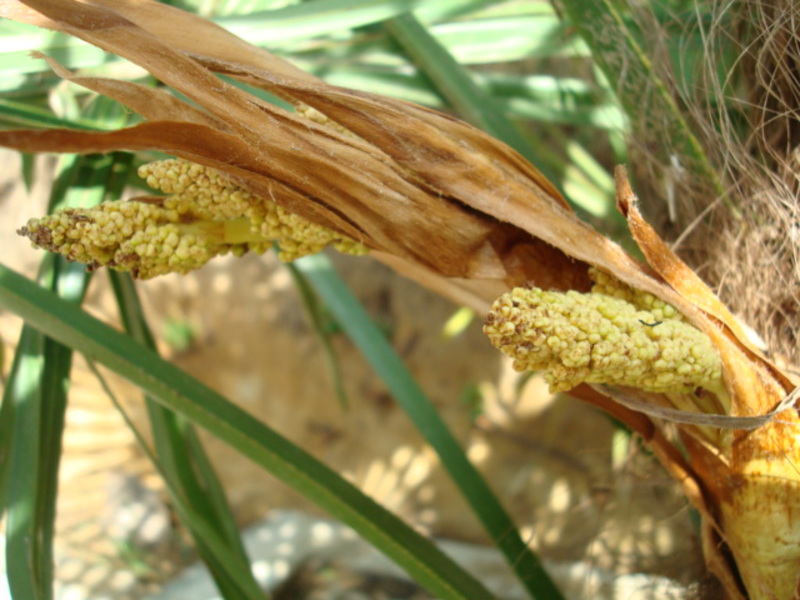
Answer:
18, 159, 367, 278
483, 269, 722, 393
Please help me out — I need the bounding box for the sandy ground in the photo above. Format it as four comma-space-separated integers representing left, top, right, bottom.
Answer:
0, 150, 715, 598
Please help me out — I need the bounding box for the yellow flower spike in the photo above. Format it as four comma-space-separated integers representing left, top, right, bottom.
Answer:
18, 159, 368, 278
484, 272, 723, 395
18, 198, 235, 278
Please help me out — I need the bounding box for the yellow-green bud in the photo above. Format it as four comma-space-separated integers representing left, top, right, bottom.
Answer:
483, 271, 722, 394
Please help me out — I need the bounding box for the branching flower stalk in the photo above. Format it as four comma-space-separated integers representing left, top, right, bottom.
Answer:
1, 1, 799, 598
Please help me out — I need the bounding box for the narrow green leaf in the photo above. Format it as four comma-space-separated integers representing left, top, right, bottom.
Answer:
284, 259, 349, 408
21, 153, 35, 191
4, 325, 49, 600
